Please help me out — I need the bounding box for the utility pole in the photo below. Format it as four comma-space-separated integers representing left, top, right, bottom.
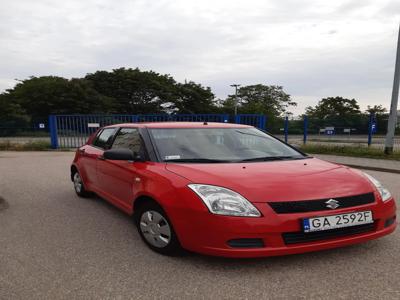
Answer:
230, 84, 241, 115
384, 25, 400, 154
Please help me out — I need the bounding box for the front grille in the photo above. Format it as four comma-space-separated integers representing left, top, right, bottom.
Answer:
282, 222, 376, 245
268, 193, 375, 214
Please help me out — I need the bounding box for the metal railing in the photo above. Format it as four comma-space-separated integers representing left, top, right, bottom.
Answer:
48, 113, 265, 148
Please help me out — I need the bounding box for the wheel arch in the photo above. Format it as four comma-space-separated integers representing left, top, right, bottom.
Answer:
70, 165, 78, 181
133, 195, 162, 216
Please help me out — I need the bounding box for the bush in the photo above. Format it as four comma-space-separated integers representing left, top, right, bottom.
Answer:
0, 141, 51, 151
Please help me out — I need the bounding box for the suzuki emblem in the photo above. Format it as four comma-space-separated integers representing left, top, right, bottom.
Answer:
325, 199, 340, 209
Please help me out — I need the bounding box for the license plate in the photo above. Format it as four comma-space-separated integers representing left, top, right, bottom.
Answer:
303, 211, 373, 233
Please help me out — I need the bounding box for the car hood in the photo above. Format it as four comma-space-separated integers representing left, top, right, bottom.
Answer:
165, 158, 373, 203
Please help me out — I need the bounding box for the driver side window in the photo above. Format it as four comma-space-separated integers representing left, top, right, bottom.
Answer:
111, 128, 145, 157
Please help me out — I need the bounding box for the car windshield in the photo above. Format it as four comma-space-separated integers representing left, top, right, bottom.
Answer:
149, 127, 306, 163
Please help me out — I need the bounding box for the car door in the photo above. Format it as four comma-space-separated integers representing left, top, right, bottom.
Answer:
96, 127, 147, 212
80, 127, 117, 190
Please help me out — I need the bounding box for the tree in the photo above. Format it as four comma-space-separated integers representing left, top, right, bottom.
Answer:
305, 97, 361, 118
223, 84, 296, 116
0, 68, 221, 130
222, 84, 296, 132
85, 68, 219, 114
305, 96, 363, 132
173, 81, 216, 113
84, 68, 178, 114
0, 93, 30, 130
366, 104, 387, 115
2, 76, 113, 122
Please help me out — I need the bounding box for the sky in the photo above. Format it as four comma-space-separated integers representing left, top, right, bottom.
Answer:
0, 0, 399, 115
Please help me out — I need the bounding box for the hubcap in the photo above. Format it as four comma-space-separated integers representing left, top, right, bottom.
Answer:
139, 210, 171, 248
73, 172, 82, 193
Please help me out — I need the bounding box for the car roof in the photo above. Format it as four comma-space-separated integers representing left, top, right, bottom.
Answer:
103, 122, 252, 129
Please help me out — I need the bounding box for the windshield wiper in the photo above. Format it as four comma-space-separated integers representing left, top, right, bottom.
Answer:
164, 158, 233, 163
238, 156, 307, 162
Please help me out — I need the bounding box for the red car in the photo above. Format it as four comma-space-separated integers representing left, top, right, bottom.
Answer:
71, 122, 396, 257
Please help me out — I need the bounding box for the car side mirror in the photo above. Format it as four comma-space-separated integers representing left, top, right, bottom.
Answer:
103, 149, 135, 161
132, 151, 145, 162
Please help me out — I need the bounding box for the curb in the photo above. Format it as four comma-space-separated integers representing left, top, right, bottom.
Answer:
333, 163, 400, 174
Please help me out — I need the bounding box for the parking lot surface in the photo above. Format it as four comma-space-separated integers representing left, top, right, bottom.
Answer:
0, 151, 399, 299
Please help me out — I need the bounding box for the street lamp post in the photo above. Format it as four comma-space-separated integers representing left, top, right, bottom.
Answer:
230, 84, 241, 115
384, 25, 400, 154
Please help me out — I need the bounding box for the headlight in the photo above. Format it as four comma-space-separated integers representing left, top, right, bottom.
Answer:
363, 173, 392, 201
188, 184, 261, 217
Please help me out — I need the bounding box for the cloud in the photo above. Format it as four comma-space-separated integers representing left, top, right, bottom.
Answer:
0, 0, 399, 114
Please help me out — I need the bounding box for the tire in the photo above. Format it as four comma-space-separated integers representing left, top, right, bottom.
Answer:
72, 171, 92, 198
135, 201, 183, 256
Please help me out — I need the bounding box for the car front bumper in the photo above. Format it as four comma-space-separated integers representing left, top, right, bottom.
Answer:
172, 196, 397, 258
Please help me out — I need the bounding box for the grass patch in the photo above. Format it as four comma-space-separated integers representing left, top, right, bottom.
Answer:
0, 141, 51, 151
298, 144, 400, 161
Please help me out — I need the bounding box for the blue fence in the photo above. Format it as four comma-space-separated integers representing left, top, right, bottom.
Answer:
278, 113, 381, 148
49, 114, 265, 148
137, 114, 229, 123
234, 114, 266, 130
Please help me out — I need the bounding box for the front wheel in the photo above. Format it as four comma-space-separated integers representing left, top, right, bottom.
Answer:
135, 202, 183, 256
72, 171, 92, 197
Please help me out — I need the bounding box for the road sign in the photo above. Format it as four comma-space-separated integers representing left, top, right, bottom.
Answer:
371, 122, 377, 134
325, 127, 335, 135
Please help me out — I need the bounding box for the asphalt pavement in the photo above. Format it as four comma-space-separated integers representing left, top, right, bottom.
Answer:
0, 151, 399, 299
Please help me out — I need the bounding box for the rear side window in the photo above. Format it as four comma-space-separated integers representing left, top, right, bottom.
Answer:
111, 128, 144, 155
92, 128, 116, 149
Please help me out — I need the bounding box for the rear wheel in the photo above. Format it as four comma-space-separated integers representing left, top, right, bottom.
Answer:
72, 171, 92, 197
135, 202, 183, 256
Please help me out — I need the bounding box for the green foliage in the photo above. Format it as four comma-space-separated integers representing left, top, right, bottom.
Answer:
0, 93, 29, 128
0, 140, 51, 151
305, 96, 365, 133
366, 104, 387, 115
84, 68, 178, 114
84, 68, 218, 114
306, 96, 360, 117
222, 84, 296, 132
1, 76, 113, 123
224, 84, 296, 116
174, 81, 216, 113
0, 68, 221, 130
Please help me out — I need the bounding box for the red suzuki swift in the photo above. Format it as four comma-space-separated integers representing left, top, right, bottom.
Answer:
71, 122, 396, 257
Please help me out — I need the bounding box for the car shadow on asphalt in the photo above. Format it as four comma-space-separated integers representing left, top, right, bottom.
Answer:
0, 196, 10, 211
